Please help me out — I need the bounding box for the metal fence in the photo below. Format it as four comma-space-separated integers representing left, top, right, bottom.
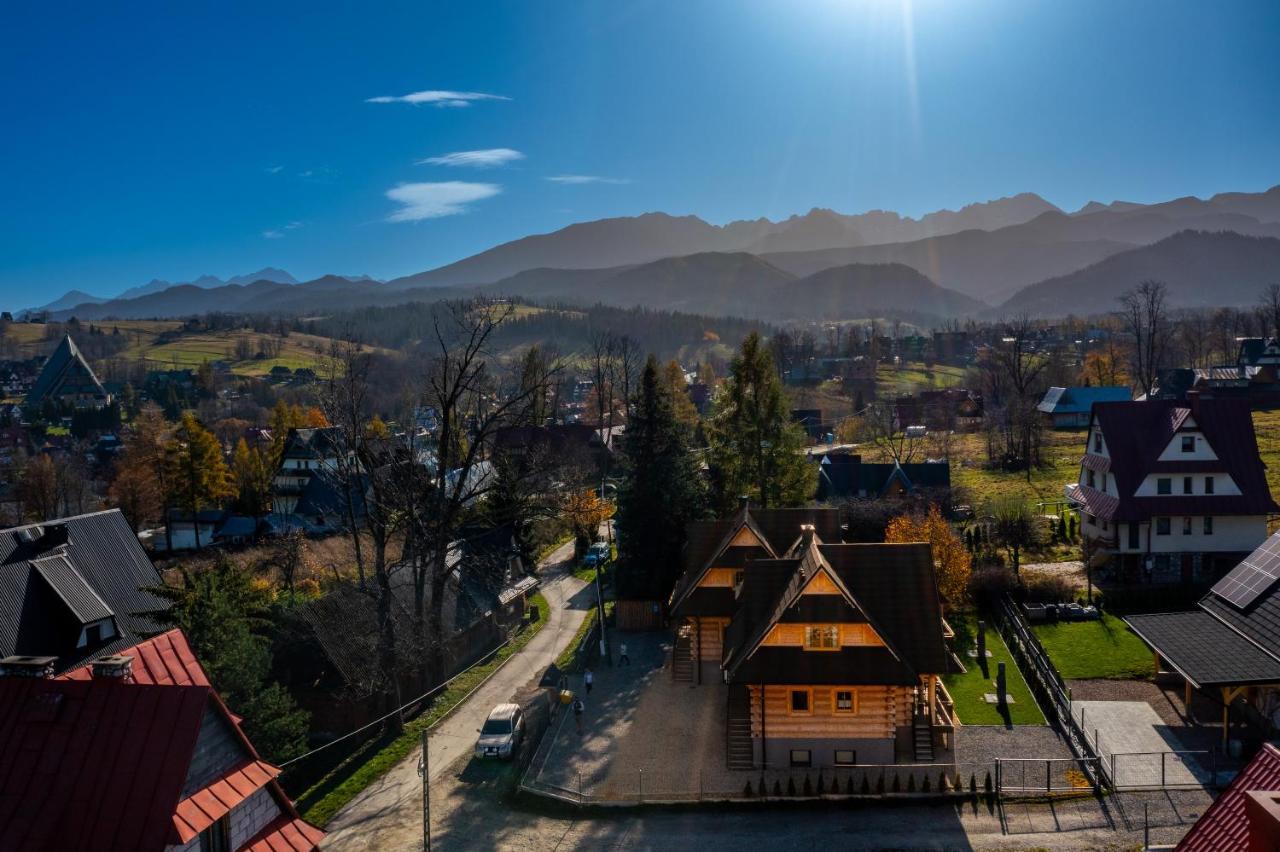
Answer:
995, 756, 1101, 796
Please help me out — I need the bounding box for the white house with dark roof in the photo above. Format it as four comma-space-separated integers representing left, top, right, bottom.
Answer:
1065, 397, 1277, 584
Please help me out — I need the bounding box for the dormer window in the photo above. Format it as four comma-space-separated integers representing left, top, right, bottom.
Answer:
1181, 436, 1195, 453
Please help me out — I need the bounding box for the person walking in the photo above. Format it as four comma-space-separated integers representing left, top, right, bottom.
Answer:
573, 696, 585, 734
619, 642, 630, 666
584, 667, 594, 696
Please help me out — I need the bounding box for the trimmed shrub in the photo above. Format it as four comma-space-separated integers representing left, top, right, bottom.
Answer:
892, 774, 901, 793
772, 779, 782, 797
969, 773, 978, 795
876, 772, 885, 795
816, 772, 825, 795
984, 771, 993, 795
860, 774, 871, 795
743, 781, 754, 797
955, 771, 964, 792
921, 774, 931, 793
802, 775, 813, 797
787, 776, 797, 797
907, 774, 917, 793
758, 777, 768, 797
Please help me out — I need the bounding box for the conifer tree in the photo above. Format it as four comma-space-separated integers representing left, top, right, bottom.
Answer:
166, 411, 233, 549
615, 356, 708, 599
707, 332, 815, 511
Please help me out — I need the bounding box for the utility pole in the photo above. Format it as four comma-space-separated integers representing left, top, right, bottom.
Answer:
417, 729, 431, 851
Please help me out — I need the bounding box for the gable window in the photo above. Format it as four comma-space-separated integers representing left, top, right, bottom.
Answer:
1157, 478, 1172, 495
1128, 523, 1140, 549
1204, 516, 1214, 535
1086, 469, 1096, 488
1205, 476, 1215, 494
790, 749, 812, 768
1183, 476, 1193, 495
804, 625, 840, 651
1156, 517, 1171, 535
834, 749, 857, 766
1182, 435, 1195, 453
833, 689, 858, 714
1093, 432, 1102, 453
789, 689, 812, 715
1182, 517, 1192, 535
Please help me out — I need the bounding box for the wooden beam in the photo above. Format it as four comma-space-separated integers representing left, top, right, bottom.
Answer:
1184, 678, 1193, 708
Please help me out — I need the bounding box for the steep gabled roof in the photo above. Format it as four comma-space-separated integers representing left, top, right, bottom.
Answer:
25, 334, 108, 406
723, 540, 947, 685
1089, 399, 1277, 521
669, 505, 842, 613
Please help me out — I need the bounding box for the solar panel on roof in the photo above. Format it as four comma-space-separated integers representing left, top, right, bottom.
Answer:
1213, 534, 1280, 609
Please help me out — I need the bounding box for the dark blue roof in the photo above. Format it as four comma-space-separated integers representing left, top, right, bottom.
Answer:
1037, 385, 1130, 415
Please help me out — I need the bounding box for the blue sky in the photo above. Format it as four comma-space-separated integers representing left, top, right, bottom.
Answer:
2, 0, 1278, 304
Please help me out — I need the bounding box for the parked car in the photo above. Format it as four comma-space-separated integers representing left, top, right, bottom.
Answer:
475, 703, 524, 760
583, 541, 611, 567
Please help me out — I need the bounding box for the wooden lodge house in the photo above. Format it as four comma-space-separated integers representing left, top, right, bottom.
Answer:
668, 501, 955, 770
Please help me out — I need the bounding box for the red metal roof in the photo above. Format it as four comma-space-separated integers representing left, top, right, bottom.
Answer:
244, 813, 328, 852
0, 677, 209, 851
1178, 743, 1280, 851
173, 759, 281, 843
57, 627, 209, 686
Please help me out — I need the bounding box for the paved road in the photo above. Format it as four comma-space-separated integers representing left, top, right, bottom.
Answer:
1073, 700, 1209, 787
323, 539, 590, 850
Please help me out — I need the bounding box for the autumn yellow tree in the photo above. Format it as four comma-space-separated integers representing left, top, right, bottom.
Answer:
885, 504, 971, 605
166, 412, 234, 549
109, 405, 172, 534
561, 487, 614, 555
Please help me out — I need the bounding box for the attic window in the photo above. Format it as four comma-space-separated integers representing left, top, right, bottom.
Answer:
804, 625, 840, 651
1157, 478, 1172, 495
1092, 433, 1102, 453
1182, 436, 1195, 453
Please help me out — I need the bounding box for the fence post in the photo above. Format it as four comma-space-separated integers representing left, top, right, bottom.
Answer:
1161, 752, 1166, 788
995, 758, 1000, 796
1046, 759, 1051, 793
639, 768, 643, 803
1111, 753, 1116, 787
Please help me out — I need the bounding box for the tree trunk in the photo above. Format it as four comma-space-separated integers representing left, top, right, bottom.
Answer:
374, 540, 403, 734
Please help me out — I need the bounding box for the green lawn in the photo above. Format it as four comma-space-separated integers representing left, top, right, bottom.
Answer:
1031, 614, 1154, 680
942, 612, 1046, 725
296, 592, 549, 827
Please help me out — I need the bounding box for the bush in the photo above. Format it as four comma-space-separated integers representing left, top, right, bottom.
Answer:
743, 781, 754, 797
983, 771, 993, 795
1022, 572, 1076, 604
758, 777, 767, 797
787, 777, 797, 797
968, 567, 1020, 608
892, 774, 901, 793
969, 773, 978, 794
802, 775, 813, 797
907, 774, 916, 793
773, 779, 782, 797
861, 774, 871, 795
816, 772, 825, 795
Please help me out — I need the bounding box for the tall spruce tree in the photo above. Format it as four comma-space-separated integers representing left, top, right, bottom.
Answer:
615, 355, 708, 600
166, 411, 234, 549
708, 332, 816, 511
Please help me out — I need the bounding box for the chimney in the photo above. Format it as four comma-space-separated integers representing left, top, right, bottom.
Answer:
90, 654, 134, 680
0, 655, 57, 678
738, 495, 750, 512
800, 523, 816, 549
1186, 388, 1201, 417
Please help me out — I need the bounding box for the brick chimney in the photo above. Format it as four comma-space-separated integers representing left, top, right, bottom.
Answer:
0, 655, 57, 678
800, 523, 816, 549
90, 654, 134, 680
738, 495, 750, 512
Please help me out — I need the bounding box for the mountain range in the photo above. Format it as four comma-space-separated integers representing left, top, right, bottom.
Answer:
23, 184, 1280, 323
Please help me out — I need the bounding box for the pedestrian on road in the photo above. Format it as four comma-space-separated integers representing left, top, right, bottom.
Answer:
584, 668, 594, 695
619, 643, 630, 666
573, 697, 585, 734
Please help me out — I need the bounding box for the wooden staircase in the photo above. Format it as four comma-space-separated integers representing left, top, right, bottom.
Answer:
672, 629, 694, 683
726, 684, 754, 770
912, 689, 935, 763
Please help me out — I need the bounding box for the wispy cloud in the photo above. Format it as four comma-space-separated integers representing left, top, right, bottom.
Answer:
418, 148, 524, 169
263, 221, 303, 239
546, 174, 630, 185
366, 90, 509, 108
265, 165, 284, 175
385, 182, 501, 222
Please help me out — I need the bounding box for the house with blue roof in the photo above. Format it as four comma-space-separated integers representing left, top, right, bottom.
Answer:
1037, 385, 1131, 428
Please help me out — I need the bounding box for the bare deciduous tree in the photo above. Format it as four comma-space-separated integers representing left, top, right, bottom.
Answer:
1119, 280, 1172, 397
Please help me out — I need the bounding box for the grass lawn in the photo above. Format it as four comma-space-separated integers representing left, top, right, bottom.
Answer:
942, 612, 1046, 726
875, 363, 967, 397
296, 592, 549, 827
1031, 614, 1154, 680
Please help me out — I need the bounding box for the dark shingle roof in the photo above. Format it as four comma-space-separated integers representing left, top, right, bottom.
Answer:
723, 542, 948, 684
24, 335, 108, 407
1125, 610, 1280, 687
0, 510, 168, 672
1091, 399, 1277, 521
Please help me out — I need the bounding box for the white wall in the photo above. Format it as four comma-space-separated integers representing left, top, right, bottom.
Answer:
1134, 472, 1240, 497
1156, 427, 1219, 462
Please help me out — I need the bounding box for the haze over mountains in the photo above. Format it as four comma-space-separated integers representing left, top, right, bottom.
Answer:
22, 184, 1280, 324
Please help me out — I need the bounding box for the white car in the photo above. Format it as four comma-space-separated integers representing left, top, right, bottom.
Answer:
475, 703, 524, 760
